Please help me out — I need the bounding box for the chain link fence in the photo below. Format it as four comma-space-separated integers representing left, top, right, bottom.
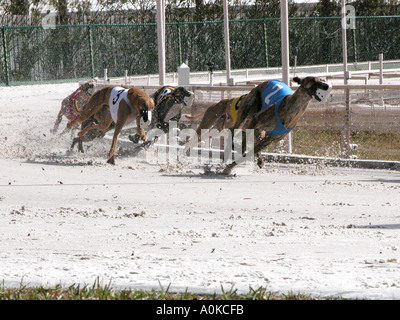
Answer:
1, 16, 400, 85
1, 16, 400, 162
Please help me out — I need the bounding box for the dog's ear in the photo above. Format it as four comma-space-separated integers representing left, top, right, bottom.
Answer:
177, 87, 191, 97
146, 95, 155, 110
172, 87, 180, 96
175, 87, 186, 96
293, 77, 301, 84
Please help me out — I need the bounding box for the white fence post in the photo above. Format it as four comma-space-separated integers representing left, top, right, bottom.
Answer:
379, 52, 384, 107
281, 0, 292, 154
223, 0, 233, 85
156, 0, 166, 86
341, 0, 351, 158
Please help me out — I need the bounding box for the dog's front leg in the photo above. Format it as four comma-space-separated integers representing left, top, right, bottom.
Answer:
107, 117, 127, 165
221, 132, 275, 175
135, 116, 147, 141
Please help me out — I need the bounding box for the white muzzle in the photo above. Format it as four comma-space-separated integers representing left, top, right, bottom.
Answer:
314, 83, 332, 103
140, 111, 152, 129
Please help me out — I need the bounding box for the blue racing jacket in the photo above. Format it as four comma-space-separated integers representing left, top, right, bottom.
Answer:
261, 80, 294, 137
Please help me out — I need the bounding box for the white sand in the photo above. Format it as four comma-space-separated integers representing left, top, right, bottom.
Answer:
0, 82, 400, 299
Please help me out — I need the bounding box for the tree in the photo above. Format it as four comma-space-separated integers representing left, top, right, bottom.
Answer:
314, 0, 341, 17
350, 0, 400, 16
244, 0, 299, 19
50, 0, 68, 24
2, 0, 30, 15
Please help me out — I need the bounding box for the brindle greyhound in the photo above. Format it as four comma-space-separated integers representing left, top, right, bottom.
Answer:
221, 76, 331, 175
128, 86, 193, 155
51, 81, 94, 134
185, 94, 247, 140
184, 76, 331, 174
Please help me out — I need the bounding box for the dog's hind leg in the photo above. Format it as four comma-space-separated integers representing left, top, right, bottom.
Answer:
184, 101, 226, 154
77, 120, 99, 137
69, 137, 84, 153
67, 93, 105, 129
76, 138, 85, 153
51, 109, 64, 134
195, 102, 226, 137
231, 91, 261, 131
69, 137, 78, 152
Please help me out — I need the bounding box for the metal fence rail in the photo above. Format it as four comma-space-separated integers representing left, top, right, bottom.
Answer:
1, 16, 400, 85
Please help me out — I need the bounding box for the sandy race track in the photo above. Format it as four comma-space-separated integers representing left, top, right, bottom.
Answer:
1, 82, 400, 300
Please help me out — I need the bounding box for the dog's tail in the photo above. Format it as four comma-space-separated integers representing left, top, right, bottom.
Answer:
73, 99, 83, 114
185, 111, 205, 121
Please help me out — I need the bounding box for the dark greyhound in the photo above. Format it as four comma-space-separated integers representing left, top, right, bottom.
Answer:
128, 86, 194, 155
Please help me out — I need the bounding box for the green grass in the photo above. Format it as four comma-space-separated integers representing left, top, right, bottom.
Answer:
278, 129, 400, 161
0, 281, 345, 300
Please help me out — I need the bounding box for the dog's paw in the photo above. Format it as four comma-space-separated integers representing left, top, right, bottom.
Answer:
257, 158, 264, 168
128, 134, 140, 144
220, 166, 233, 176
106, 157, 115, 165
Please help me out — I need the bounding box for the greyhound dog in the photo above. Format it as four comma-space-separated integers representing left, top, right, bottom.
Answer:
222, 76, 332, 174
185, 94, 247, 140
184, 76, 331, 174
128, 85, 193, 154
51, 81, 94, 134
66, 85, 155, 164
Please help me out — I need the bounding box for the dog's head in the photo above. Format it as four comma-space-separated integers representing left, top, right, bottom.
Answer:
137, 93, 155, 112
136, 92, 155, 127
80, 81, 95, 96
153, 86, 194, 132
172, 86, 193, 106
293, 76, 331, 102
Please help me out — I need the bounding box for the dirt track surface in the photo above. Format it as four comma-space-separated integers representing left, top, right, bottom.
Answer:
1, 83, 400, 299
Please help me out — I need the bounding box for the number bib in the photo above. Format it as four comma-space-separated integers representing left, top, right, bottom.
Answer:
230, 94, 247, 123
109, 87, 133, 123
261, 80, 294, 137
155, 86, 176, 105
262, 80, 293, 111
